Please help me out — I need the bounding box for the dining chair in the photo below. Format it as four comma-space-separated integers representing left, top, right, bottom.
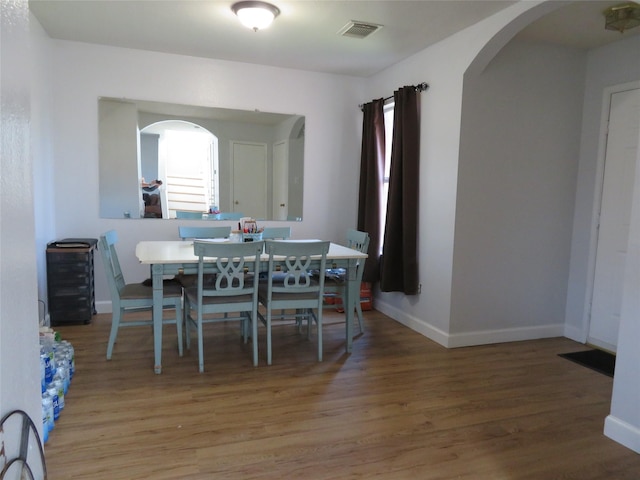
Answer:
178, 225, 231, 240
175, 210, 205, 219
261, 226, 291, 240
257, 240, 330, 365
98, 230, 183, 360
257, 227, 292, 315
184, 240, 264, 372
176, 225, 232, 289
211, 212, 244, 220
323, 229, 370, 333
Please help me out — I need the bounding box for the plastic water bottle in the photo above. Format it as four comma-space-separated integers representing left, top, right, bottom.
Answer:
42, 398, 49, 443
47, 386, 60, 422
44, 352, 53, 386
42, 394, 54, 435
41, 336, 55, 383
60, 340, 75, 379
56, 365, 70, 395
40, 347, 47, 394
53, 377, 65, 411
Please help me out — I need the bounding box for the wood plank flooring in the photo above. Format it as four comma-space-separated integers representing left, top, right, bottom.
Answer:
44, 309, 640, 479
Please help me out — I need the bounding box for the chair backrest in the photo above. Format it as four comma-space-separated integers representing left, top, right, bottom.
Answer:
98, 230, 126, 300
176, 211, 204, 219
192, 240, 264, 299
264, 240, 330, 295
346, 229, 370, 254
261, 226, 292, 240
178, 226, 231, 240
212, 212, 244, 220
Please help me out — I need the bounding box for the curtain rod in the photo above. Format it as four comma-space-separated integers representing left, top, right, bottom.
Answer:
359, 82, 429, 111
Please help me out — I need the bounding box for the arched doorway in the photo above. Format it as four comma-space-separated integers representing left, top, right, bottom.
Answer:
140, 120, 219, 218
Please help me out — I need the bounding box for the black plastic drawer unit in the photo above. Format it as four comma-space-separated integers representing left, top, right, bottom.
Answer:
46, 238, 98, 326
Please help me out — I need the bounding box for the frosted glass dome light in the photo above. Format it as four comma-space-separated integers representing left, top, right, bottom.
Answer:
232, 1, 280, 32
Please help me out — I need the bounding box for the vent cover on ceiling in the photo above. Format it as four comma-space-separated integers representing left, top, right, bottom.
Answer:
338, 21, 383, 39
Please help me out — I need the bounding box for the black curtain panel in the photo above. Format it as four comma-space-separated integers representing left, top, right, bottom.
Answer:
357, 98, 385, 283
380, 86, 420, 294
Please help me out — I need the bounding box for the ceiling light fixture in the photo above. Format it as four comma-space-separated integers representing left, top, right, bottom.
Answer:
603, 1, 640, 33
231, 1, 280, 32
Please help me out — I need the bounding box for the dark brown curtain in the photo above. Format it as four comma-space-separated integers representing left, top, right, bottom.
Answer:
357, 98, 385, 283
380, 86, 420, 294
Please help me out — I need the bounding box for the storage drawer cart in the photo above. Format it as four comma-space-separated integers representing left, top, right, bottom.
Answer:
46, 238, 98, 326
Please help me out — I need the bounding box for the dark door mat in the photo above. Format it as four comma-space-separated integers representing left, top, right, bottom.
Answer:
558, 349, 615, 377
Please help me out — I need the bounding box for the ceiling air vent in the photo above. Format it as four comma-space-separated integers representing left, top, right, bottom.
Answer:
338, 21, 383, 39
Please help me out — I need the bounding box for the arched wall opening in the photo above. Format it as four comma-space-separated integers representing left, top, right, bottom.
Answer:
451, 1, 587, 339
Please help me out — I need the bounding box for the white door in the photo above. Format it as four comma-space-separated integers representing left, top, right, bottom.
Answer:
231, 141, 267, 219
272, 140, 289, 221
588, 87, 640, 352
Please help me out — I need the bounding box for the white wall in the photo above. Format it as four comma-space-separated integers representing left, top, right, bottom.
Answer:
1, 0, 43, 451
367, 1, 550, 346
31, 15, 57, 309
563, 33, 640, 454
450, 39, 585, 345
40, 39, 364, 308
605, 121, 640, 452
364, 29, 479, 345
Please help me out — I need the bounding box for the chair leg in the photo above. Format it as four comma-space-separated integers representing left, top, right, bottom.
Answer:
184, 299, 192, 350
317, 308, 323, 362
106, 306, 122, 360
175, 301, 183, 357
307, 310, 313, 339
242, 314, 249, 344
197, 311, 204, 373
252, 309, 258, 367
267, 308, 272, 366
296, 308, 303, 333
355, 301, 365, 333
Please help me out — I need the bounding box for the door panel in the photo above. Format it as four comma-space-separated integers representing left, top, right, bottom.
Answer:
589, 88, 640, 352
232, 141, 267, 219
272, 140, 289, 221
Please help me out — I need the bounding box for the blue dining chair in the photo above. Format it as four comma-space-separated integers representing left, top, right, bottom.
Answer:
258, 227, 292, 315
178, 225, 232, 240
211, 212, 244, 220
261, 226, 292, 240
176, 226, 232, 289
323, 229, 370, 333
175, 210, 205, 219
98, 230, 183, 360
183, 240, 264, 372
257, 240, 330, 365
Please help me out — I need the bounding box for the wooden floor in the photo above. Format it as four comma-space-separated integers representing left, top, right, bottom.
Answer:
44, 309, 640, 479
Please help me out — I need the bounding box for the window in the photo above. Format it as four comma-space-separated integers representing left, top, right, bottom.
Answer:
379, 102, 394, 253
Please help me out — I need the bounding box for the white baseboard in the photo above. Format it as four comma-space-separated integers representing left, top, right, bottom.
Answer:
95, 300, 112, 314
373, 299, 449, 347
605, 415, 640, 454
374, 298, 564, 348
563, 323, 586, 344
446, 323, 565, 348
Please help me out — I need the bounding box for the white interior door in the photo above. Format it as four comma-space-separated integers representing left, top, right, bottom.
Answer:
589, 87, 640, 352
272, 140, 289, 221
231, 141, 267, 219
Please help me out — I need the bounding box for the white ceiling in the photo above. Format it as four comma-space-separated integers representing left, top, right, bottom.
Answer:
29, 1, 640, 78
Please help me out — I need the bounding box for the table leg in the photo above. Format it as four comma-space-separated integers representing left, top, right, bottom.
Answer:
152, 263, 164, 374
344, 258, 357, 353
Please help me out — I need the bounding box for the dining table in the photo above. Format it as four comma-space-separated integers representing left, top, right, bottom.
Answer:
135, 239, 368, 373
